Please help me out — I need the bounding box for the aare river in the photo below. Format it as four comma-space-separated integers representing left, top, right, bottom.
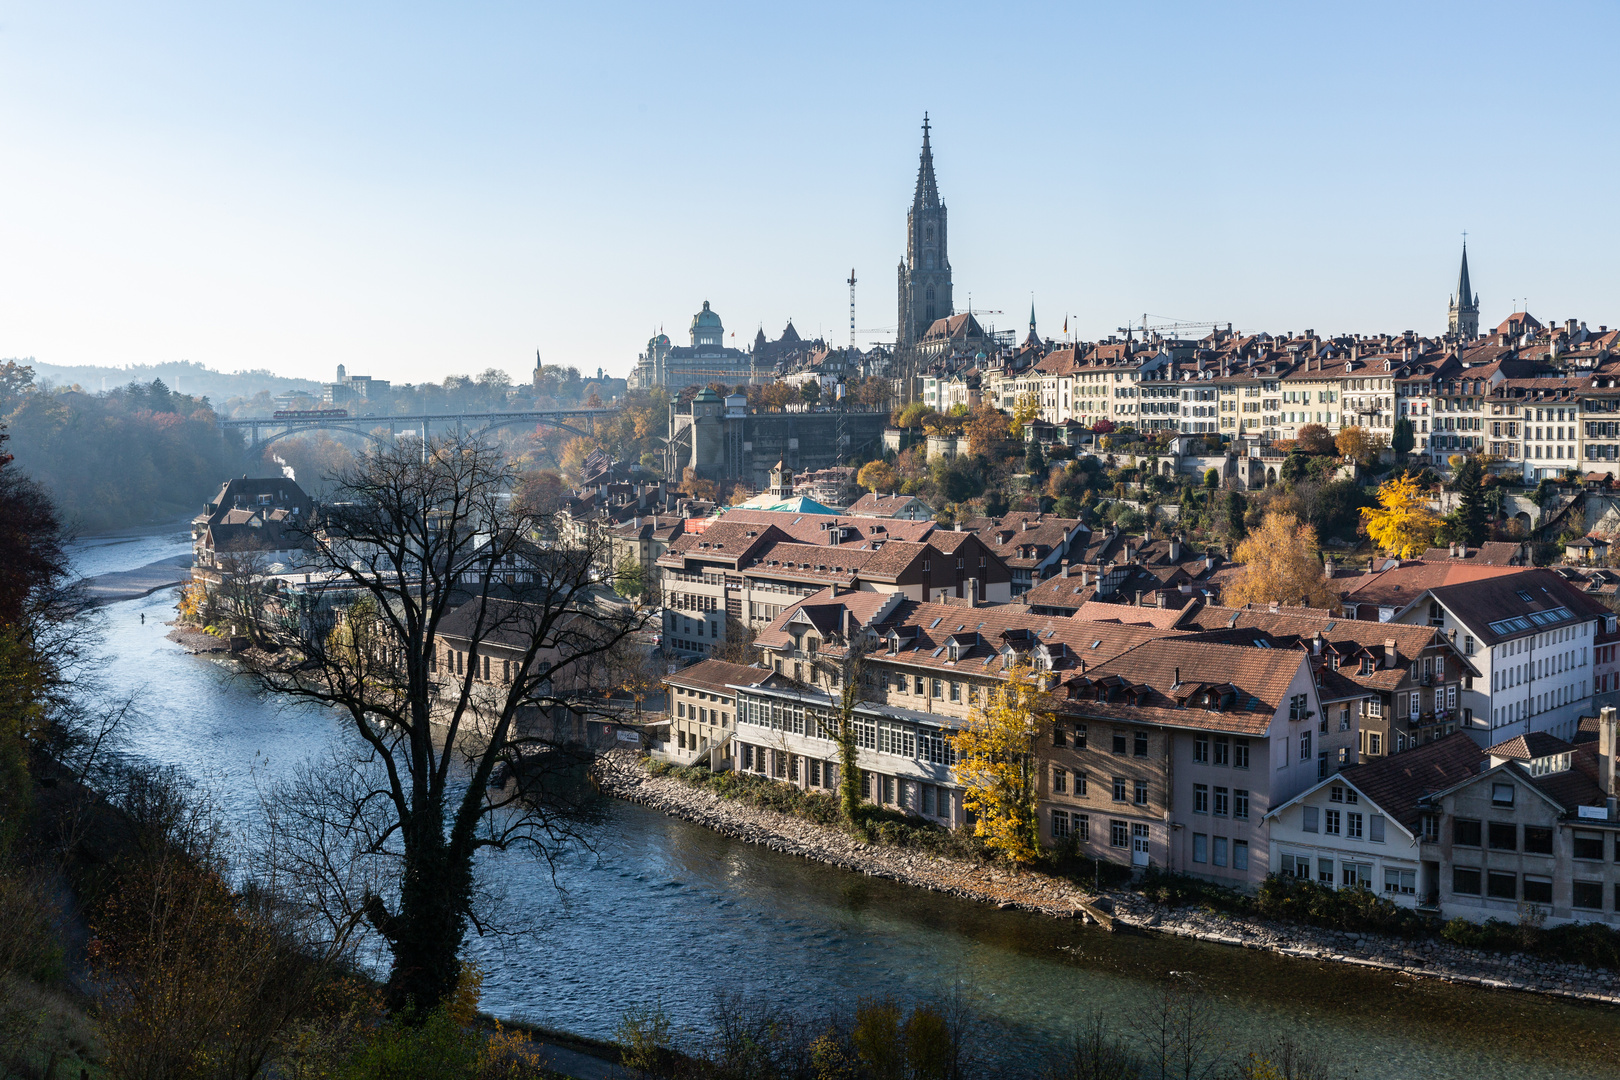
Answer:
77, 530, 1620, 1079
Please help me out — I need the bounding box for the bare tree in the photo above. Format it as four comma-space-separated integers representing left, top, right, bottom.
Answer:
247, 434, 647, 1014
214, 549, 274, 645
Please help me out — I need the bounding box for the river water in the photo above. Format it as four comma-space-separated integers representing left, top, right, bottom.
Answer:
77, 531, 1620, 1079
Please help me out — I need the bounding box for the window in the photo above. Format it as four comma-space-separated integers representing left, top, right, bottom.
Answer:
1369, 815, 1384, 843
1423, 815, 1439, 842
1302, 805, 1319, 833
1054, 726, 1067, 747
1112, 732, 1127, 755
1134, 780, 1149, 806
1330, 785, 1344, 803
1524, 876, 1553, 904
1111, 820, 1128, 848
1234, 789, 1249, 820
950, 682, 960, 702
1193, 833, 1208, 863
1233, 840, 1249, 870
1487, 871, 1518, 900
1214, 787, 1230, 817
1488, 822, 1517, 850
1213, 837, 1228, 867
1074, 814, 1089, 841
1074, 772, 1088, 797
1193, 735, 1209, 763
1051, 809, 1070, 839
1073, 723, 1087, 749
1318, 858, 1335, 884
1384, 868, 1416, 895
1052, 767, 1067, 794
1524, 826, 1554, 855
1454, 819, 1482, 847
1574, 831, 1604, 860
1289, 693, 1308, 720
1112, 777, 1128, 802
1300, 732, 1312, 761
1324, 809, 1341, 835
1340, 862, 1371, 889
914, 676, 924, 695
1367, 732, 1381, 755
1234, 739, 1250, 769
1134, 731, 1149, 757
1453, 867, 1482, 895
1193, 784, 1208, 813
1573, 879, 1605, 910
1491, 783, 1515, 807
1214, 737, 1230, 766
1346, 812, 1363, 839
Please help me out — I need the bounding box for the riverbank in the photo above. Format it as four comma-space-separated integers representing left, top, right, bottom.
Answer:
82, 553, 191, 605
602, 756, 1620, 1007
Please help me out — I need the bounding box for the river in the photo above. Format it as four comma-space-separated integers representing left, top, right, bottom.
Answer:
77, 531, 1620, 1079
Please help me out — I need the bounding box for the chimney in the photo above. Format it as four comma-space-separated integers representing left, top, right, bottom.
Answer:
1135, 591, 1144, 607
1601, 706, 1618, 799
1384, 638, 1397, 669
1169, 535, 1183, 561
1324, 554, 1335, 577
1023, 519, 1033, 531
1269, 601, 1279, 614
1062, 561, 1070, 578
1081, 569, 1091, 587
1205, 551, 1216, 573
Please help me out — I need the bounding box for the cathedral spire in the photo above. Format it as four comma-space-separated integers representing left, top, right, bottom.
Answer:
1447, 239, 1480, 340
1457, 242, 1473, 309
913, 113, 940, 210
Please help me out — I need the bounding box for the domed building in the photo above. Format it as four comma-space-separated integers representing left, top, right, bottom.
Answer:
627, 300, 758, 391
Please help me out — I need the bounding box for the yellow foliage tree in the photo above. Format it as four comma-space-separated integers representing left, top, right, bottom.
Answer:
964, 404, 1010, 458
1361, 475, 1442, 558
857, 460, 898, 494
1009, 392, 1042, 435
950, 662, 1050, 864
1225, 512, 1342, 612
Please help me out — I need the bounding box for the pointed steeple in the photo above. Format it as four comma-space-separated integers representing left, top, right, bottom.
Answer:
1447, 240, 1480, 340
913, 113, 940, 210
1457, 243, 1473, 309
1025, 301, 1040, 348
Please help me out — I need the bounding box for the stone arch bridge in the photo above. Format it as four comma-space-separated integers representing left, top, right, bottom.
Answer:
219, 407, 616, 457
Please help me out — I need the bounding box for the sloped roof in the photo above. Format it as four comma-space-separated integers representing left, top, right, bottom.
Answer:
1310, 732, 1484, 830
1485, 731, 1577, 761
666, 659, 775, 696
1339, 561, 1529, 611
714, 509, 936, 545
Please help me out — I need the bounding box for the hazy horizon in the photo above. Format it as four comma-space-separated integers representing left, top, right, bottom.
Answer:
5, 2, 1618, 386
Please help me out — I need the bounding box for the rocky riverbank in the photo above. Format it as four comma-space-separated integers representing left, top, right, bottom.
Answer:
600, 757, 1620, 1007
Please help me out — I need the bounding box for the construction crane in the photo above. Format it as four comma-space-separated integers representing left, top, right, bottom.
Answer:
1117, 314, 1223, 338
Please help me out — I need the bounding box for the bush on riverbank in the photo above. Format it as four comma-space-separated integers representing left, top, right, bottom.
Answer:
1440, 915, 1620, 970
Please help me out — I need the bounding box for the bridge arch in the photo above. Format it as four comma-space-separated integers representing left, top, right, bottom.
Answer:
472, 415, 596, 441
248, 422, 391, 457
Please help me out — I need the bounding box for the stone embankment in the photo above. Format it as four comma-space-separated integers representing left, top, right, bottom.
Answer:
600, 758, 1620, 1006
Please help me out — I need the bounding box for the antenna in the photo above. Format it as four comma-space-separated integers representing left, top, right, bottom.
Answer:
848, 268, 857, 362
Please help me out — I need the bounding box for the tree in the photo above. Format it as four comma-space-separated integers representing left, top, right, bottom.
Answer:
857, 460, 898, 494
1009, 393, 1042, 435
1025, 440, 1046, 476
1223, 491, 1248, 542
762, 383, 798, 411
1204, 469, 1219, 491
1361, 475, 1443, 558
213, 550, 274, 645
1334, 426, 1378, 464
1280, 450, 1311, 485
1392, 416, 1415, 457
614, 553, 647, 599
1452, 455, 1488, 546
800, 381, 821, 406
950, 662, 1050, 863
1295, 424, 1335, 455
1224, 512, 1340, 611
249, 434, 646, 1015
965, 404, 1010, 458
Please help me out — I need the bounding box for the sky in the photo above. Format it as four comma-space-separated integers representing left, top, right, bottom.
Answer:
4, 2, 1619, 385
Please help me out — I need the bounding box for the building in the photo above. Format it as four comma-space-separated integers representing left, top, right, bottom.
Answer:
190, 476, 314, 581
628, 301, 759, 392
665, 390, 889, 488
962, 512, 1091, 596
896, 115, 952, 350
1264, 732, 1485, 905
846, 492, 935, 521
1448, 243, 1481, 341
664, 659, 775, 768
322, 363, 391, 409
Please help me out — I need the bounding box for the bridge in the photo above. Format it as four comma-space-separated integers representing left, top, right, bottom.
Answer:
219, 407, 617, 456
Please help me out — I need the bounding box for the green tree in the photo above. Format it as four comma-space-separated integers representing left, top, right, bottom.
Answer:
1026, 440, 1046, 476
1392, 416, 1415, 457
1224, 490, 1248, 541
1453, 456, 1488, 546
1204, 468, 1219, 490
614, 554, 647, 598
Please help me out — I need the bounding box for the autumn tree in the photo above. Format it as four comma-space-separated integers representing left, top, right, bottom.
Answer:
1361, 475, 1442, 558
762, 383, 798, 411
1009, 393, 1042, 435
950, 662, 1050, 863
1334, 425, 1386, 465
1295, 423, 1335, 455
1225, 512, 1341, 612
857, 460, 898, 494
964, 404, 1011, 458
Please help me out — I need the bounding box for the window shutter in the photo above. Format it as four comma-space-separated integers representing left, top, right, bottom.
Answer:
1370, 816, 1385, 843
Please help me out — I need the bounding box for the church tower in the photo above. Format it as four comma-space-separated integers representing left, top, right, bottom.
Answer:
1447, 243, 1480, 340
896, 115, 953, 348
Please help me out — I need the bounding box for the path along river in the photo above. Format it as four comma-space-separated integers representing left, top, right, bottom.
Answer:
75, 530, 1620, 1079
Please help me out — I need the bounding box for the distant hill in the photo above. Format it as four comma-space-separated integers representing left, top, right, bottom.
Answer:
16, 358, 321, 402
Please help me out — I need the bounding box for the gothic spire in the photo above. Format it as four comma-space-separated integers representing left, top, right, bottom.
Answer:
913, 113, 940, 210
1457, 242, 1475, 308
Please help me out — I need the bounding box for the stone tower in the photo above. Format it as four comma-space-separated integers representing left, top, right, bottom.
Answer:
896, 115, 952, 348
1448, 243, 1480, 340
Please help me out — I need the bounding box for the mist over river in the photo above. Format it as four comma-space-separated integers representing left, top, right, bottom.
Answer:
77, 532, 1620, 1079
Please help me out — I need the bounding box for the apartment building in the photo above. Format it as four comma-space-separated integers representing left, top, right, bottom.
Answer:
961, 512, 1091, 596
665, 659, 773, 767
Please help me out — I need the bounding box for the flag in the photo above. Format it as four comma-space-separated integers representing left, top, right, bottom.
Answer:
1063, 315, 1068, 333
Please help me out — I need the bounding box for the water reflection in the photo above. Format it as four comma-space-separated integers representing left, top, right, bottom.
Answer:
76, 539, 1620, 1080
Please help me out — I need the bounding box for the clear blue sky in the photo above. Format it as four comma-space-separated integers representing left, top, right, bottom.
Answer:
4, 2, 1617, 385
